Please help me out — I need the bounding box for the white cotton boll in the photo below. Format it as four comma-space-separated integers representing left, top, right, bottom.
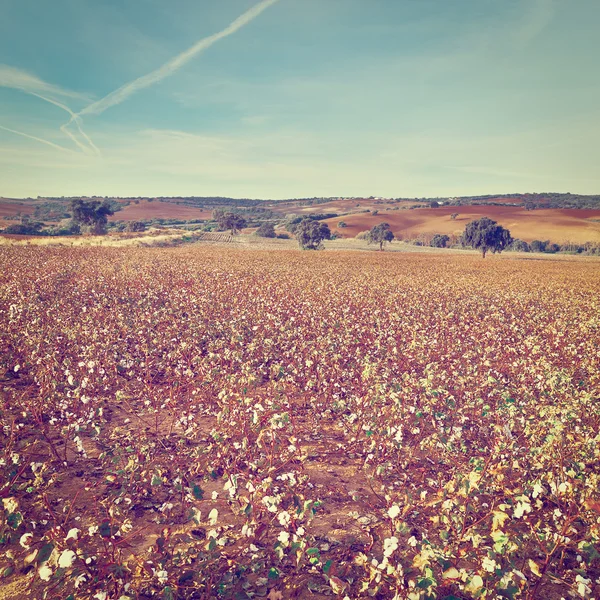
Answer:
65, 528, 80, 541
20, 533, 33, 548
278, 531, 290, 544
387, 505, 401, 519
156, 570, 168, 584
39, 565, 53, 581
58, 549, 76, 568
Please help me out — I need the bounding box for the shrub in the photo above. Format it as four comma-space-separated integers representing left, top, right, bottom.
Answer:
126, 221, 146, 233
255, 222, 276, 238
530, 240, 548, 253
509, 239, 530, 252
430, 234, 450, 248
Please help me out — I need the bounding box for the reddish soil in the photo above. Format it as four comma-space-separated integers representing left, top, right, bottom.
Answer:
325, 206, 600, 244
268, 199, 426, 215
0, 201, 35, 226
109, 200, 212, 222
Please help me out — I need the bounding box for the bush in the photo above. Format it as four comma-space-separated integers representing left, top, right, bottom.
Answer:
1, 222, 46, 236
255, 222, 276, 238
509, 239, 530, 252
430, 234, 450, 248
530, 240, 548, 253
126, 221, 146, 233
338, 221, 347, 228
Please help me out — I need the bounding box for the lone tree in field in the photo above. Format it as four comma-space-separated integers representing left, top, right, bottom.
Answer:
215, 211, 247, 235
70, 199, 114, 235
367, 222, 394, 251
295, 219, 331, 250
461, 217, 512, 258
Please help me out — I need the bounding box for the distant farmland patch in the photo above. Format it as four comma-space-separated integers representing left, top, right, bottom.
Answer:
109, 199, 213, 222
0, 200, 35, 225
324, 206, 600, 244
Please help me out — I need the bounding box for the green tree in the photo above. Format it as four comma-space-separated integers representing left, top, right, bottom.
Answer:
216, 212, 247, 235
461, 217, 512, 258
430, 234, 450, 248
509, 239, 530, 252
70, 199, 114, 235
255, 222, 276, 238
530, 240, 548, 253
367, 222, 394, 251
295, 219, 331, 250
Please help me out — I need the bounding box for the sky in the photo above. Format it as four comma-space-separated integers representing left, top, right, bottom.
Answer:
1, 0, 599, 199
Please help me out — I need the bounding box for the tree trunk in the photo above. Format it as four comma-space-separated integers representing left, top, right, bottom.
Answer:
482, 248, 487, 258
380, 241, 383, 251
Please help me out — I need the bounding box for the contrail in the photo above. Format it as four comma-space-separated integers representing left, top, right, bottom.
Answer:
77, 0, 280, 118
0, 124, 75, 154
0, 64, 99, 154
29, 92, 100, 155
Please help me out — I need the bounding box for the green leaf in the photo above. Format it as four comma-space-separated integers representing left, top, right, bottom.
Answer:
306, 548, 320, 555
99, 521, 112, 538
192, 485, 204, 500
323, 560, 332, 574
7, 513, 22, 529
37, 543, 54, 565
417, 578, 434, 589
178, 570, 196, 584
268, 567, 280, 580
2, 566, 14, 578
151, 475, 163, 486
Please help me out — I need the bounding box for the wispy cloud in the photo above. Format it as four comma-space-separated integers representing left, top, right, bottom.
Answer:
0, 64, 88, 100
0, 64, 99, 154
78, 0, 280, 118
0, 124, 76, 154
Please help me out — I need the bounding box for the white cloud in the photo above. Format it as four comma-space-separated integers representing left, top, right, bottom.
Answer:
0, 64, 87, 100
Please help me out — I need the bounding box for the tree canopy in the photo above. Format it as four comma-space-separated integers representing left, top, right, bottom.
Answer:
367, 222, 394, 251
70, 199, 114, 235
255, 222, 276, 238
461, 217, 512, 258
295, 219, 331, 250
214, 210, 247, 235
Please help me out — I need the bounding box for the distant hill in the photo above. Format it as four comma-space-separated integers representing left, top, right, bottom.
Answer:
2, 193, 600, 244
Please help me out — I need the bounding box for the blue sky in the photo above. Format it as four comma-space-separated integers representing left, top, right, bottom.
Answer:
1, 0, 599, 199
